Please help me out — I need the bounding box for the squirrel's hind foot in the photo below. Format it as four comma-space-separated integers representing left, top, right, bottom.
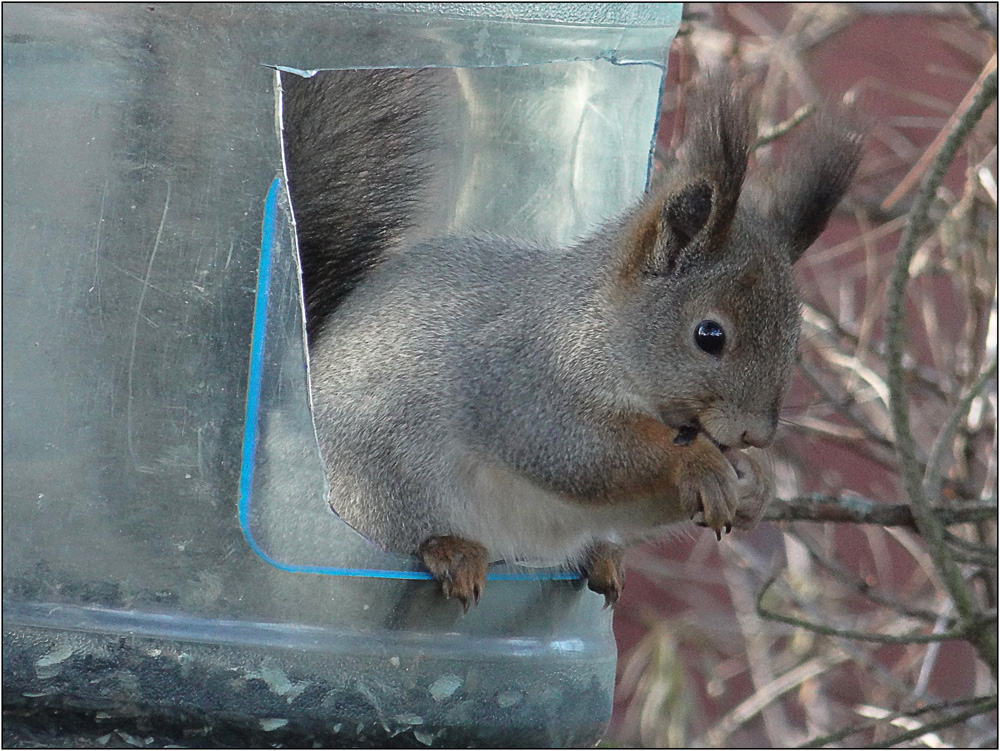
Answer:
583, 540, 626, 608
418, 535, 489, 612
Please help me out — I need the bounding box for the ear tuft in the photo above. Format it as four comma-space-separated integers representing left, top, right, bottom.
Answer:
680, 70, 753, 239
755, 104, 867, 262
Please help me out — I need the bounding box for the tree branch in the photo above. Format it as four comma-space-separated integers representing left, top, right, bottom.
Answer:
923, 357, 999, 502
790, 530, 951, 624
756, 576, 988, 644
798, 694, 999, 748
765, 495, 998, 528
873, 696, 998, 748
883, 57, 998, 673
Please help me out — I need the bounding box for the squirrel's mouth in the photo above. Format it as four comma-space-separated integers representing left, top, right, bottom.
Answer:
673, 418, 731, 453
658, 407, 731, 452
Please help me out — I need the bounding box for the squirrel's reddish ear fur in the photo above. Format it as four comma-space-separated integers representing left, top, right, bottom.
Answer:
623, 70, 752, 278
752, 104, 867, 262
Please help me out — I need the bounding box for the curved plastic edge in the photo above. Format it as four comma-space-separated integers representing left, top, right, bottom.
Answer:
238, 177, 580, 582
267, 59, 666, 78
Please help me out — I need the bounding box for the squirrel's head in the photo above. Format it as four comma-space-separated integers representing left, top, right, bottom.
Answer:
616, 71, 865, 451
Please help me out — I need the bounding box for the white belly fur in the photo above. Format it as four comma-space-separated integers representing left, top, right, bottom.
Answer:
451, 456, 683, 566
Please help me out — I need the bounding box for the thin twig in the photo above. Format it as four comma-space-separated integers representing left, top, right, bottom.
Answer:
795, 358, 897, 456
704, 651, 850, 747
756, 576, 989, 644
944, 528, 999, 555
944, 529, 999, 566
881, 54, 997, 211
873, 696, 998, 748
964, 3, 998, 42
924, 358, 999, 500
798, 694, 999, 748
805, 213, 908, 264
802, 303, 952, 401
789, 530, 946, 624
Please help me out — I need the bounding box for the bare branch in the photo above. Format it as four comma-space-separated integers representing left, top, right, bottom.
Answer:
756, 575, 994, 644
924, 357, 999, 500
798, 694, 999, 748
881, 55, 998, 211
883, 55, 998, 672
789, 529, 953, 624
964, 3, 998, 42
704, 650, 850, 747
765, 495, 999, 528
873, 696, 999, 748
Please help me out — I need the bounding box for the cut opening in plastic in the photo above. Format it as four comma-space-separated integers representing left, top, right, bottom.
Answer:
240, 60, 666, 579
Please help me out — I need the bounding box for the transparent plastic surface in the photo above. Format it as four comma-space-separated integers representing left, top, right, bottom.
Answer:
2, 3, 679, 745
249, 61, 665, 576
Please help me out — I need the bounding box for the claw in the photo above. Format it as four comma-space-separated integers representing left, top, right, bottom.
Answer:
418, 535, 489, 612
584, 541, 625, 607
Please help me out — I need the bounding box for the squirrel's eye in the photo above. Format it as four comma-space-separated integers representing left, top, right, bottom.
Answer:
695, 319, 725, 357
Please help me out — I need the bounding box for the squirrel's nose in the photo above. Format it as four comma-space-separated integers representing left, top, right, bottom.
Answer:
741, 412, 778, 448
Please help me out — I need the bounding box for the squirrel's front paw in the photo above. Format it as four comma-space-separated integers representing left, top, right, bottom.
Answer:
676, 437, 740, 538
418, 535, 489, 612
582, 540, 626, 608
728, 448, 774, 531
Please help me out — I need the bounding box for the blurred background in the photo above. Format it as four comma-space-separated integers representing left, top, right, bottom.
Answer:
609, 3, 997, 747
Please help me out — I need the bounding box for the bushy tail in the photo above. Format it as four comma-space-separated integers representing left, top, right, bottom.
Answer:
281, 68, 439, 343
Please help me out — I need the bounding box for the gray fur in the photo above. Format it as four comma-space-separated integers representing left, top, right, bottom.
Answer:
293, 70, 864, 566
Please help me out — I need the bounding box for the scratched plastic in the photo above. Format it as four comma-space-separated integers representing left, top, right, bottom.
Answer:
2, 4, 680, 745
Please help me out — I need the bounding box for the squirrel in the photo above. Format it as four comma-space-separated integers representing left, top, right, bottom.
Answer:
281, 67, 865, 611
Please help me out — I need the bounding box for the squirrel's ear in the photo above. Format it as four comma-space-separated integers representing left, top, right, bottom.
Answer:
645, 180, 715, 274
623, 71, 752, 277
679, 70, 753, 246
754, 105, 867, 263
620, 180, 714, 278
662, 180, 714, 246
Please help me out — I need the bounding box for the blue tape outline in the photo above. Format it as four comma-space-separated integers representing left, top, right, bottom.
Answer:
238, 177, 579, 582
